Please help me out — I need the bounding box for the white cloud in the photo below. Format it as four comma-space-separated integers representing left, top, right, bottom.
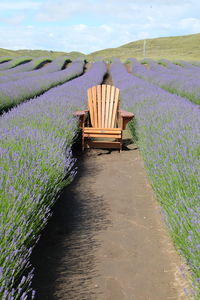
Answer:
36, 0, 86, 21
73, 24, 88, 31
0, 14, 25, 25
100, 25, 113, 33
1, 0, 200, 53
0, 1, 40, 10
179, 18, 200, 31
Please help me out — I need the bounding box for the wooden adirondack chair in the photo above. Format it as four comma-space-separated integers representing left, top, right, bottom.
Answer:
73, 84, 134, 152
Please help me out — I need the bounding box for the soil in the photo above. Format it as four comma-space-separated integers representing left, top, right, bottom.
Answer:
30, 65, 191, 300
40, 62, 51, 68
84, 62, 92, 72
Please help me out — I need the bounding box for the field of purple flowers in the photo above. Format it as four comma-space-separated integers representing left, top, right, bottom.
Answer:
0, 60, 84, 112
0, 56, 70, 83
129, 57, 200, 104
0, 56, 200, 299
0, 61, 107, 298
0, 57, 12, 64
111, 61, 200, 298
0, 57, 51, 77
0, 57, 32, 71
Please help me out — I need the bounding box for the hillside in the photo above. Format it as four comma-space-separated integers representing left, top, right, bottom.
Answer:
87, 33, 200, 61
0, 33, 200, 62
0, 48, 85, 60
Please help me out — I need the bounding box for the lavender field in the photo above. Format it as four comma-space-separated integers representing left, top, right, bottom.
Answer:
0, 56, 200, 299
111, 61, 200, 298
0, 59, 84, 112
129, 57, 200, 104
0, 60, 106, 299
0, 57, 32, 71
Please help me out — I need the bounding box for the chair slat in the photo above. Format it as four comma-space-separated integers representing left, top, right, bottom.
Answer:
87, 88, 94, 126
97, 85, 102, 128
107, 86, 115, 128
92, 86, 98, 127
111, 87, 119, 128
105, 85, 111, 128
87, 85, 120, 130
101, 85, 106, 128
84, 133, 121, 138
84, 127, 121, 134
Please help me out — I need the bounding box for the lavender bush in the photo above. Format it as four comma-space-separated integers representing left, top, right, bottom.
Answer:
0, 57, 52, 78
159, 58, 200, 71
129, 58, 200, 105
0, 57, 32, 71
0, 60, 84, 112
172, 60, 200, 70
0, 61, 107, 299
191, 61, 200, 67
111, 61, 200, 298
0, 56, 70, 84
0, 57, 12, 64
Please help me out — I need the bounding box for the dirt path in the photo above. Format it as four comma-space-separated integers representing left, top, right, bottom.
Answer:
30, 65, 191, 300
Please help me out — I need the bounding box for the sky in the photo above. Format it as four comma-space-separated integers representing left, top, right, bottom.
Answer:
0, 0, 200, 54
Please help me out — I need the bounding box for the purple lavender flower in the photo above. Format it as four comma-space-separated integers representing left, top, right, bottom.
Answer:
0, 61, 106, 298
111, 61, 200, 298
0, 60, 84, 112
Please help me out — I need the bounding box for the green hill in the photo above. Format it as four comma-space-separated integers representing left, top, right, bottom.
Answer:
87, 33, 200, 62
0, 48, 85, 60
1, 33, 200, 62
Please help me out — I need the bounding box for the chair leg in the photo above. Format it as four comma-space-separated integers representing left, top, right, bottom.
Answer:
82, 134, 85, 152
119, 133, 123, 152
120, 140, 122, 152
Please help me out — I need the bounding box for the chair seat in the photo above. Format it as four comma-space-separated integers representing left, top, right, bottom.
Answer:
84, 127, 122, 134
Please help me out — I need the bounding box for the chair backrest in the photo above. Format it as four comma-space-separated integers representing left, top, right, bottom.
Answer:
87, 85, 120, 128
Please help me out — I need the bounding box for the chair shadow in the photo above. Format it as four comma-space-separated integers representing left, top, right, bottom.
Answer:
122, 138, 138, 151
81, 138, 138, 156
30, 144, 110, 300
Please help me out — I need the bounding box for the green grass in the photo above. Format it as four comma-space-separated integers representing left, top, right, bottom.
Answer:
87, 32, 200, 62
0, 48, 85, 60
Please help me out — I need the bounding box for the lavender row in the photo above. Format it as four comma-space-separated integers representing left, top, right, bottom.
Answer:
111, 62, 200, 298
0, 57, 12, 64
159, 59, 200, 71
141, 57, 200, 79
0, 57, 52, 78
0, 56, 70, 84
129, 58, 200, 104
0, 60, 84, 112
0, 56, 32, 71
0, 61, 107, 299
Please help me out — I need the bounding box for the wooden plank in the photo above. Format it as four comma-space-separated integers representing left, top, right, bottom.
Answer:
84, 131, 121, 135
108, 86, 115, 128
92, 86, 98, 127
85, 140, 121, 149
84, 127, 121, 132
105, 85, 111, 128
111, 88, 120, 128
84, 133, 121, 138
101, 85, 106, 128
97, 85, 102, 128
88, 88, 94, 126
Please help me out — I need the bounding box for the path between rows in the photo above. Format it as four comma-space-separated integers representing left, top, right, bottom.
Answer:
31, 65, 190, 299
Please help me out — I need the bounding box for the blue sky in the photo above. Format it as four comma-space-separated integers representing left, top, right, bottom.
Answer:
0, 0, 200, 54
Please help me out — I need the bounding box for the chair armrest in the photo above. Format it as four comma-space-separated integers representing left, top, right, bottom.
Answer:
118, 110, 134, 130
73, 110, 88, 128
118, 109, 134, 118
73, 110, 88, 117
